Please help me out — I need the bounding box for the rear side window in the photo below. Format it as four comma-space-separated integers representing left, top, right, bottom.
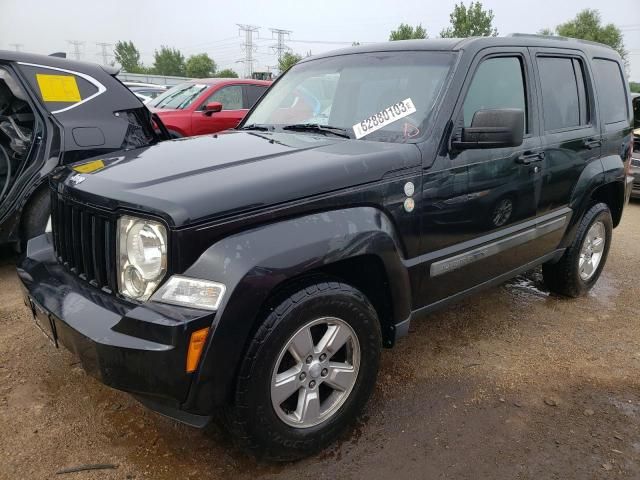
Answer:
592, 59, 628, 124
463, 57, 527, 131
537, 57, 589, 131
245, 85, 268, 108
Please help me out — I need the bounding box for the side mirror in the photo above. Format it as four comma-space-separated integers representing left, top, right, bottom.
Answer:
203, 102, 223, 115
452, 108, 524, 150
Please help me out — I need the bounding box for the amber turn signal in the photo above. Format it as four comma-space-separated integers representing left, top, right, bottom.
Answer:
186, 327, 210, 373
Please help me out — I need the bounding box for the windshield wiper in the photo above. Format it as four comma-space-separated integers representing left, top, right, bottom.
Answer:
238, 124, 271, 131
282, 123, 352, 139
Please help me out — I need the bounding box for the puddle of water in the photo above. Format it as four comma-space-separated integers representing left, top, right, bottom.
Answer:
503, 269, 550, 299
609, 397, 640, 418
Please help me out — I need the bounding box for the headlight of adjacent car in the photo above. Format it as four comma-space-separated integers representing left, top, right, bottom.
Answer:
117, 215, 167, 301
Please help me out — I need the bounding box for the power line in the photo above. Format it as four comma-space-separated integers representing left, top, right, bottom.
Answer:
237, 24, 260, 78
96, 42, 113, 65
67, 40, 85, 60
270, 28, 292, 65
9, 43, 23, 52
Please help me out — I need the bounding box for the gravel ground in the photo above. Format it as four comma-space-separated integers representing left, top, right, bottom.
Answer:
1, 201, 639, 480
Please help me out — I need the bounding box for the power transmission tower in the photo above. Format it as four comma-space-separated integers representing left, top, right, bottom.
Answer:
67, 40, 85, 60
237, 24, 259, 78
96, 42, 113, 65
270, 28, 292, 65
9, 43, 23, 52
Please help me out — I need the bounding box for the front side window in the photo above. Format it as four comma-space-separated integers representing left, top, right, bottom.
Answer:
463, 57, 527, 130
593, 58, 628, 124
244, 51, 455, 143
202, 85, 244, 110
148, 83, 208, 110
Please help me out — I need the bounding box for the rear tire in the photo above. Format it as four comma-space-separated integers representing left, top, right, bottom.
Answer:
542, 202, 612, 297
225, 281, 381, 461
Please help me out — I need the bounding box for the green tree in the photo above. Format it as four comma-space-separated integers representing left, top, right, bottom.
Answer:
278, 52, 303, 72
630, 82, 640, 94
214, 68, 239, 78
542, 10, 627, 62
538, 27, 555, 36
389, 23, 428, 41
185, 53, 216, 78
114, 40, 144, 73
152, 46, 186, 76
440, 2, 498, 38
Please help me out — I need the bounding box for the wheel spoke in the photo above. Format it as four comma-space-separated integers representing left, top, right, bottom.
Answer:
272, 367, 302, 405
288, 327, 314, 363
591, 237, 604, 253
316, 324, 351, 357
296, 388, 321, 423
324, 362, 357, 392
582, 258, 594, 277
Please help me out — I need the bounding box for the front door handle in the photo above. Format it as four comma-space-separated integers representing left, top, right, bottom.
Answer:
516, 151, 545, 165
583, 138, 602, 150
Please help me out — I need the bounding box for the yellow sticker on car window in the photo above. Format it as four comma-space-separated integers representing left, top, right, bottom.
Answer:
36, 74, 81, 102
73, 159, 105, 173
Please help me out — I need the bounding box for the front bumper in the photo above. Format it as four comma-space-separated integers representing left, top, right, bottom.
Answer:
18, 234, 215, 424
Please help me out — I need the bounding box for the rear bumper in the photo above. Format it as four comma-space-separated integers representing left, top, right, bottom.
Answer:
18, 233, 215, 424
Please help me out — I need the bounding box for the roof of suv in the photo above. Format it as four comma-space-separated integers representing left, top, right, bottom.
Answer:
304, 34, 620, 63
0, 49, 119, 77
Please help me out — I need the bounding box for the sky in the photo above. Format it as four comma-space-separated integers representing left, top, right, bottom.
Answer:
0, 0, 639, 80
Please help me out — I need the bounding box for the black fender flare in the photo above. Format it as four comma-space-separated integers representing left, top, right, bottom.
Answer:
561, 154, 625, 248
182, 206, 411, 410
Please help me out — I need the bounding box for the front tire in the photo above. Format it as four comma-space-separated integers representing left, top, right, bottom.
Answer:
226, 281, 381, 461
542, 202, 612, 297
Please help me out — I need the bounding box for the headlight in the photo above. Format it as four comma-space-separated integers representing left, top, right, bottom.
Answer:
151, 275, 226, 311
117, 215, 167, 301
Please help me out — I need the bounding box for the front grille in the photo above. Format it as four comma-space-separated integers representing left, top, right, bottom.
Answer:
50, 190, 118, 292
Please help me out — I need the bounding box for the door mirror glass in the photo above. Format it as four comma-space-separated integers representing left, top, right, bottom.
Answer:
204, 102, 223, 114
454, 108, 524, 149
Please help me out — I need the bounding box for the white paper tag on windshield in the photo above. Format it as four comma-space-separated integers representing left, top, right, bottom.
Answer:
352, 98, 417, 139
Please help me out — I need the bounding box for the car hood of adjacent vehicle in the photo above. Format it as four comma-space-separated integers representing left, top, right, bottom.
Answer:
60, 131, 421, 227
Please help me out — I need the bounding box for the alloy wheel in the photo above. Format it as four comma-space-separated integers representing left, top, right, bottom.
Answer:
270, 317, 360, 428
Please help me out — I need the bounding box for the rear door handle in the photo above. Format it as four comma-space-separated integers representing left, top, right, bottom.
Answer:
516, 151, 545, 165
583, 138, 602, 149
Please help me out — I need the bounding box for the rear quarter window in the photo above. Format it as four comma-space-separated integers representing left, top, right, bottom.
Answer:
592, 59, 628, 124
17, 64, 99, 113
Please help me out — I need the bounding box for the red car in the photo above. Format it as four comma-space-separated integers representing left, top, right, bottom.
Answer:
148, 79, 271, 138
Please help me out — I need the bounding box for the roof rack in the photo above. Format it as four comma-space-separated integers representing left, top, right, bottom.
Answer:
507, 33, 614, 50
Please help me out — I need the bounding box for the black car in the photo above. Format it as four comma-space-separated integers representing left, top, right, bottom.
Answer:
18, 35, 635, 461
0, 51, 163, 246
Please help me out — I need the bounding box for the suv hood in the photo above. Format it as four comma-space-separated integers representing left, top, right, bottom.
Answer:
59, 131, 421, 227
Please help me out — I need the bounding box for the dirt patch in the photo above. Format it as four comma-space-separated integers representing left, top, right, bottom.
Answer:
1, 202, 639, 479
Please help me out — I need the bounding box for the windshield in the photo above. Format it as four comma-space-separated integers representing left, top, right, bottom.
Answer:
244, 51, 455, 143
149, 83, 208, 110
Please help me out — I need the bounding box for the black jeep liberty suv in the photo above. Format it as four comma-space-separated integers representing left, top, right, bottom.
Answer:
19, 35, 635, 460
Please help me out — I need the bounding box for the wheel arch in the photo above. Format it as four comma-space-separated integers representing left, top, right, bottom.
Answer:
181, 207, 411, 411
